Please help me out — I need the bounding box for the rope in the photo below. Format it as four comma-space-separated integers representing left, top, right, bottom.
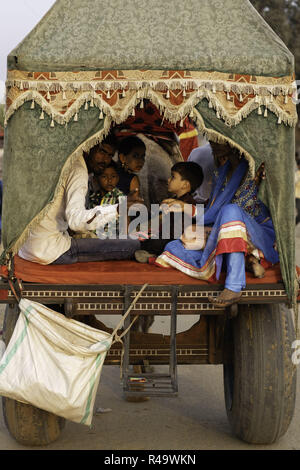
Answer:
111, 283, 148, 378
8, 280, 21, 303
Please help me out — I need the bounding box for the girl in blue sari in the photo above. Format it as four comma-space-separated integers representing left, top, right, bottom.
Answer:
155, 143, 279, 307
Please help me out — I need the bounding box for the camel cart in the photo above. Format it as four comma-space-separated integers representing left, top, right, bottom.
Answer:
0, 0, 298, 445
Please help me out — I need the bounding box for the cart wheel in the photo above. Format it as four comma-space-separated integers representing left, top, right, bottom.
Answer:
2, 304, 65, 446
223, 303, 296, 444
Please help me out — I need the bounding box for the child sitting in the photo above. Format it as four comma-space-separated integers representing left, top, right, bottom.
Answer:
88, 161, 124, 208
85, 161, 125, 238
135, 161, 204, 263
116, 136, 146, 196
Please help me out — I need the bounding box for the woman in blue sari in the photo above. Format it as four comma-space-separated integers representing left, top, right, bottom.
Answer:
155, 142, 279, 307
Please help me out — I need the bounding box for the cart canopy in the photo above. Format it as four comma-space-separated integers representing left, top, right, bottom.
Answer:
7, 0, 294, 76
2, 0, 298, 304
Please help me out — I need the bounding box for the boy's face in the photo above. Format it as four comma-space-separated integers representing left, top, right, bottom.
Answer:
119, 146, 146, 173
168, 171, 189, 196
98, 166, 119, 193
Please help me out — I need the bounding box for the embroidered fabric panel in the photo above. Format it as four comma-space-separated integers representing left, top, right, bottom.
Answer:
6, 70, 297, 127
231, 173, 268, 220
5, 69, 297, 128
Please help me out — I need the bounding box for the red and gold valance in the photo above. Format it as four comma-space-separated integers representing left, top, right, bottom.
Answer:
5, 69, 298, 128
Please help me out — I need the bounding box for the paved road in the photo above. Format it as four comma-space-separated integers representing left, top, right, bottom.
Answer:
0, 237, 299, 451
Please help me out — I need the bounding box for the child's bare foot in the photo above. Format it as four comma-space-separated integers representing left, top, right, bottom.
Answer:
246, 255, 265, 279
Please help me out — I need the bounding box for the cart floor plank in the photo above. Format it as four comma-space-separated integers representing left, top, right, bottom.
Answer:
1, 255, 283, 286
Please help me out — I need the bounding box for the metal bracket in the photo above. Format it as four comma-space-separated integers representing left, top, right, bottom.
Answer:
228, 303, 239, 318
64, 298, 77, 318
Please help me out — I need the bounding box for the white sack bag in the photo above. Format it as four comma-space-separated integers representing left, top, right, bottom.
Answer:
0, 298, 113, 426
0, 284, 147, 426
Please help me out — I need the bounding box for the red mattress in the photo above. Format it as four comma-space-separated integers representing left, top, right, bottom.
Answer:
0, 255, 283, 286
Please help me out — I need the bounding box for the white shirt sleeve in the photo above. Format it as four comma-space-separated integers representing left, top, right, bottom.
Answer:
65, 159, 118, 232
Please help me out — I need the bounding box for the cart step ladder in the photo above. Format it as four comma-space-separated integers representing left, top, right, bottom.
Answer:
122, 286, 178, 398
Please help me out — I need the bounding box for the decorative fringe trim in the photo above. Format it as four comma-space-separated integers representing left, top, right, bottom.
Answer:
6, 77, 296, 98
192, 108, 256, 177
7, 117, 113, 257
146, 87, 297, 128
4, 86, 298, 129
5, 90, 112, 126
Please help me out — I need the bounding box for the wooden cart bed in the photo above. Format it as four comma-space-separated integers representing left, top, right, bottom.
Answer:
0, 254, 283, 286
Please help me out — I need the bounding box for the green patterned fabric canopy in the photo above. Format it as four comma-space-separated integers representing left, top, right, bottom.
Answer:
2, 0, 298, 306
8, 0, 294, 76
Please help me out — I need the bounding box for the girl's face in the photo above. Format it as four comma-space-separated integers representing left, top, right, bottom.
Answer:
120, 146, 146, 173
98, 166, 119, 193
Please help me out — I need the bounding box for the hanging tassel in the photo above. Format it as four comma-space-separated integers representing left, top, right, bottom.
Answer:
107, 90, 111, 99
122, 89, 126, 98
182, 87, 186, 97
84, 100, 88, 110
180, 119, 184, 127
62, 89, 66, 100
227, 91, 230, 101
140, 99, 144, 109
212, 84, 217, 93
20, 81, 23, 91
277, 116, 282, 124
257, 106, 262, 115
255, 95, 260, 104
74, 112, 78, 122
131, 108, 135, 117
208, 100, 213, 109
166, 88, 170, 99
50, 118, 55, 128
47, 90, 51, 101
284, 94, 288, 104
90, 98, 94, 107
264, 108, 268, 117
239, 93, 243, 102
189, 108, 194, 118
99, 109, 104, 119
40, 110, 44, 120
216, 109, 220, 119
269, 94, 273, 103
30, 100, 35, 109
